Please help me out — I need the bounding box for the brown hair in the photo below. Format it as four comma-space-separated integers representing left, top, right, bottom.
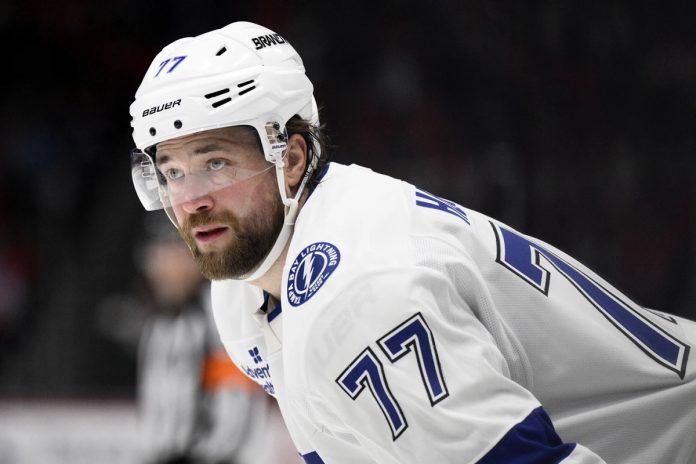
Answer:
285, 113, 331, 191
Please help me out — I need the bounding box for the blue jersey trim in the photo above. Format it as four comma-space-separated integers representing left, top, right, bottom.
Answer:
300, 451, 325, 463
316, 163, 331, 183
307, 163, 331, 198
261, 291, 282, 323
477, 407, 576, 464
267, 300, 282, 323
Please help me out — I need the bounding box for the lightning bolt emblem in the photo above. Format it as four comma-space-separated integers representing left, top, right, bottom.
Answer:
286, 242, 341, 307
303, 254, 314, 292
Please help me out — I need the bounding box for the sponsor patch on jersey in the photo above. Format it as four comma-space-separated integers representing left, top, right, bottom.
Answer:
241, 345, 275, 396
287, 242, 341, 307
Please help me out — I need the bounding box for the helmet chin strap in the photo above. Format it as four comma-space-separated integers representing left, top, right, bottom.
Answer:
241, 152, 309, 282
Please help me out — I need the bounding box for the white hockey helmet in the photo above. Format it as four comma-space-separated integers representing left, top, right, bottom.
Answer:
129, 21, 320, 281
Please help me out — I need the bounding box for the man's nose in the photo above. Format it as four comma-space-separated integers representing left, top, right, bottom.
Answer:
181, 193, 214, 214
176, 172, 216, 213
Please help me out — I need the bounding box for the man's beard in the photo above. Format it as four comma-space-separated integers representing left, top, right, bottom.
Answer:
179, 199, 285, 280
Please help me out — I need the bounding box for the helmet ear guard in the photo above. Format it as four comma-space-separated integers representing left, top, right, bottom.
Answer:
261, 119, 289, 163
130, 21, 320, 281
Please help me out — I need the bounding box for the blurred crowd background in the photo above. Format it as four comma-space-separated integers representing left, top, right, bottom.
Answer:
0, 0, 694, 403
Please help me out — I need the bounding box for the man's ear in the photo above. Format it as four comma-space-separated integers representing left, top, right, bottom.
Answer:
284, 133, 308, 193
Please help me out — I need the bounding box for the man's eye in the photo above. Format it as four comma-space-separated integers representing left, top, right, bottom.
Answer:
166, 168, 184, 180
208, 159, 227, 171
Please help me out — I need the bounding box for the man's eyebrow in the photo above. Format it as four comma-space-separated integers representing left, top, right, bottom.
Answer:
156, 143, 227, 165
193, 143, 226, 154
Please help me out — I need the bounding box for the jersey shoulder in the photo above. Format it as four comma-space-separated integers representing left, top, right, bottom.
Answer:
285, 163, 415, 308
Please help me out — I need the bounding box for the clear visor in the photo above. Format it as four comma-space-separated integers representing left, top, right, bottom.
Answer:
130, 149, 275, 211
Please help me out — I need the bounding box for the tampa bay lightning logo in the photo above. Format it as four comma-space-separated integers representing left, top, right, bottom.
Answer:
287, 242, 341, 307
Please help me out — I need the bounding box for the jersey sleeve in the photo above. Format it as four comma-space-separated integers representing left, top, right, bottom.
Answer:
290, 267, 606, 464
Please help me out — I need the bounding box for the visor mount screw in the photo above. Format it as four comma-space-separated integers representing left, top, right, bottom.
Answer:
174, 120, 182, 129
149, 127, 156, 136
277, 133, 286, 141
273, 122, 280, 130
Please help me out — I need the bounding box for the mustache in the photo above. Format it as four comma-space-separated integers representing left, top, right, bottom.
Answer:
181, 210, 241, 237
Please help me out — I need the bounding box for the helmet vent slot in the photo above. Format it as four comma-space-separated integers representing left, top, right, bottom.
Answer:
216, 46, 227, 56
211, 97, 232, 108
205, 88, 230, 99
237, 80, 255, 95
238, 86, 256, 96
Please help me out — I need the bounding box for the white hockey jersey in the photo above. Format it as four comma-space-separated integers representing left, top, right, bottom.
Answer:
211, 162, 696, 463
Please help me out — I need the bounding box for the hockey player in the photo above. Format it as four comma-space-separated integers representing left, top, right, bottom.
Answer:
129, 21, 696, 463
